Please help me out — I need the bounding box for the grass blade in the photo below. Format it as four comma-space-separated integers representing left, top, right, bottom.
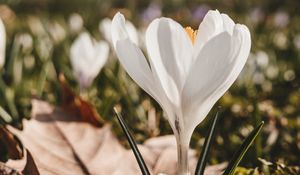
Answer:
223, 121, 264, 175
195, 111, 220, 175
0, 106, 13, 123
113, 107, 150, 175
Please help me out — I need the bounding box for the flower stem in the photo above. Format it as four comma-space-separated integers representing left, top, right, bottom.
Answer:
176, 137, 190, 175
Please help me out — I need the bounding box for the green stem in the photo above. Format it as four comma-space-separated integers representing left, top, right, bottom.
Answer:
37, 61, 51, 97
0, 77, 19, 121
0, 105, 13, 123
5, 88, 19, 120
177, 142, 190, 175
175, 134, 190, 175
253, 100, 262, 158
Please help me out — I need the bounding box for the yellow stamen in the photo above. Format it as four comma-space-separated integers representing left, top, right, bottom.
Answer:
185, 27, 197, 44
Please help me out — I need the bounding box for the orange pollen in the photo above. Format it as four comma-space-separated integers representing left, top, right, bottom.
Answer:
185, 27, 198, 44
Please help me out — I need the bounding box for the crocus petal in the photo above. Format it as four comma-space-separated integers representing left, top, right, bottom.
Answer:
116, 39, 176, 131
221, 14, 235, 35
193, 10, 223, 55
115, 40, 157, 98
0, 18, 6, 68
111, 13, 131, 48
193, 10, 235, 59
101, 16, 139, 46
182, 32, 231, 128
145, 18, 193, 107
112, 13, 176, 129
112, 13, 159, 103
182, 26, 251, 135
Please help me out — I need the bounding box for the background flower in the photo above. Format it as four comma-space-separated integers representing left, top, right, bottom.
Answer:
70, 32, 109, 90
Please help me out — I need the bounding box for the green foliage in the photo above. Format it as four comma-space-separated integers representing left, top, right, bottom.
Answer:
114, 108, 150, 175
258, 158, 300, 175
195, 111, 220, 175
223, 122, 264, 175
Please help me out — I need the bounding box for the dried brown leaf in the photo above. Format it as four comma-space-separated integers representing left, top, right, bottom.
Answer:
59, 74, 104, 127
7, 100, 155, 175
2, 100, 225, 175
0, 126, 40, 175
0, 127, 23, 160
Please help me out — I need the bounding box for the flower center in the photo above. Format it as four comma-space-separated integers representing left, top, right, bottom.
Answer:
185, 27, 197, 44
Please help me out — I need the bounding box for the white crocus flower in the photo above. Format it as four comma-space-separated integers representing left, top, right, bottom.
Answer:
112, 10, 251, 175
0, 17, 6, 68
99, 17, 139, 47
70, 32, 109, 90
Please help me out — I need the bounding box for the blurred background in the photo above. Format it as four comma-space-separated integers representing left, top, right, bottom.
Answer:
0, 0, 299, 174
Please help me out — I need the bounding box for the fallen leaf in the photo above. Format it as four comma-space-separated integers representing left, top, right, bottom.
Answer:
59, 74, 104, 127
204, 162, 227, 175
6, 100, 156, 175
2, 100, 225, 175
0, 163, 22, 175
0, 127, 23, 160
0, 126, 40, 175
5, 149, 40, 175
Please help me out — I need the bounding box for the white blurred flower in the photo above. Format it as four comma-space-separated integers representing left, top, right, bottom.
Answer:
273, 32, 288, 49
0, 17, 6, 68
262, 80, 272, 92
266, 65, 279, 79
68, 13, 83, 34
293, 34, 300, 50
111, 10, 251, 174
140, 2, 162, 25
191, 4, 210, 23
99, 17, 139, 47
284, 69, 295, 81
256, 51, 269, 68
231, 104, 242, 113
249, 8, 265, 24
273, 11, 289, 28
70, 32, 109, 90
253, 72, 265, 84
